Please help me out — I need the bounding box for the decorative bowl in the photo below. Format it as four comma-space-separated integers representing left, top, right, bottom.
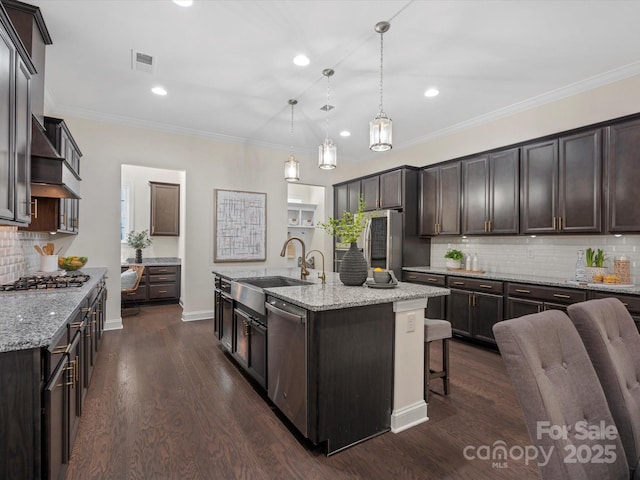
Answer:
58, 256, 88, 271
373, 270, 391, 284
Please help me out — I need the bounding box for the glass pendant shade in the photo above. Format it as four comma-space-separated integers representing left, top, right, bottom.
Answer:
369, 112, 392, 152
284, 154, 299, 182
318, 138, 337, 169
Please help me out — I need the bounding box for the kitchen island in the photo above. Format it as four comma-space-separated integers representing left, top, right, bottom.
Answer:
213, 267, 449, 454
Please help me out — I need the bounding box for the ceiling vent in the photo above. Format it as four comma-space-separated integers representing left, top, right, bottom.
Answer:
131, 49, 156, 73
320, 104, 334, 112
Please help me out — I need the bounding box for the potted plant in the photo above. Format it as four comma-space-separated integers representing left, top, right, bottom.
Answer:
126, 229, 152, 263
444, 249, 464, 270
317, 197, 369, 286
585, 247, 608, 282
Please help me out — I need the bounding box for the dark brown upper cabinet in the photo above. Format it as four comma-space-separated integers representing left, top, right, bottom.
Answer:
361, 169, 402, 211
462, 147, 519, 235
150, 181, 180, 236
520, 129, 602, 234
420, 162, 460, 236
606, 118, 640, 233
0, 6, 35, 226
334, 179, 361, 217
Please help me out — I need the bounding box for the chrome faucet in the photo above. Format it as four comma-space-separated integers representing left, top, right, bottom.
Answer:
306, 249, 326, 284
280, 236, 309, 279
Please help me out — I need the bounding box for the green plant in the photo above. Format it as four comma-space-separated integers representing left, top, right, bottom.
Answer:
126, 229, 152, 250
585, 247, 606, 267
317, 197, 369, 246
444, 249, 464, 260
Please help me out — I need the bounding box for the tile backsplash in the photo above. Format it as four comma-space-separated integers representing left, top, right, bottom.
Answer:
431, 234, 640, 284
0, 226, 50, 284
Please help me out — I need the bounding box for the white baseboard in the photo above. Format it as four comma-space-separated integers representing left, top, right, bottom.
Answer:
181, 310, 214, 322
104, 318, 123, 330
390, 400, 429, 433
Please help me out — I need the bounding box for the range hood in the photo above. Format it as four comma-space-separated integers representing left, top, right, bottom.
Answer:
29, 117, 80, 199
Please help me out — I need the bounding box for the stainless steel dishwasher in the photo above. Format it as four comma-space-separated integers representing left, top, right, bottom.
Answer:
265, 296, 308, 437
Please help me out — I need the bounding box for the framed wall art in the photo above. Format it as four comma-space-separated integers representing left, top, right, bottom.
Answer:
214, 189, 267, 262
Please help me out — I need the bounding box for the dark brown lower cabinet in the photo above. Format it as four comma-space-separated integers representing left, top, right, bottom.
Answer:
506, 282, 587, 319
44, 354, 69, 480
403, 271, 446, 320
120, 265, 181, 305
0, 277, 106, 480
220, 293, 234, 352
446, 277, 504, 344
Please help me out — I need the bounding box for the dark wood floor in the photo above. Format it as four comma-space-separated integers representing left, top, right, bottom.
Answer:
65, 304, 539, 480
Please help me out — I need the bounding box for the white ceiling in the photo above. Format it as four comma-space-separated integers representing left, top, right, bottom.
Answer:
26, 0, 640, 165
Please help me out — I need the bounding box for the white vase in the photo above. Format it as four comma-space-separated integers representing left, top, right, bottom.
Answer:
445, 258, 461, 269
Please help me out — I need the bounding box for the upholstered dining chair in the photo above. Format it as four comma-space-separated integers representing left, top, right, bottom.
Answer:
121, 264, 145, 316
493, 310, 630, 480
568, 297, 640, 478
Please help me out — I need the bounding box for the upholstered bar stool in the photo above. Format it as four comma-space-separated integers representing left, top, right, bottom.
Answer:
424, 318, 452, 402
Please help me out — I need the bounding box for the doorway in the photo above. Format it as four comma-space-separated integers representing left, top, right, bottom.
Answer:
286, 183, 327, 269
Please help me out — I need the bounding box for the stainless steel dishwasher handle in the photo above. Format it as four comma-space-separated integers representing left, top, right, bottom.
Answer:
265, 301, 305, 323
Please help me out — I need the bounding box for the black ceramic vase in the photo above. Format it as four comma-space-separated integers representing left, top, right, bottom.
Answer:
135, 249, 143, 264
339, 242, 368, 286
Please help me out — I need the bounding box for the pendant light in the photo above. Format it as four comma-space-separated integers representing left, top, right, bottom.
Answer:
369, 21, 392, 152
318, 68, 337, 170
284, 99, 300, 182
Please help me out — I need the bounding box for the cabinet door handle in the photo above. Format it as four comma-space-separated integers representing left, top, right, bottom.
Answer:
453, 281, 465, 285
31, 198, 38, 219
559, 217, 563, 230
515, 289, 530, 294
159, 290, 168, 294
407, 275, 417, 280
553, 293, 571, 299
158, 277, 167, 280
479, 284, 493, 289
427, 277, 438, 282
537, 305, 542, 313
553, 216, 558, 230
488, 220, 492, 232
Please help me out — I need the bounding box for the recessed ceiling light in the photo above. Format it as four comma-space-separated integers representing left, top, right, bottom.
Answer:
424, 88, 439, 98
172, 0, 193, 6
151, 86, 167, 96
339, 131, 351, 137
293, 54, 310, 66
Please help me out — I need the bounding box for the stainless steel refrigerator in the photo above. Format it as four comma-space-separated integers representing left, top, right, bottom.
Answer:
362, 209, 403, 274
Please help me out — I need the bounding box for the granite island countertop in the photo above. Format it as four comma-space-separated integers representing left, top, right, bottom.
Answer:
0, 267, 108, 353
213, 267, 450, 312
403, 266, 640, 296
122, 256, 181, 267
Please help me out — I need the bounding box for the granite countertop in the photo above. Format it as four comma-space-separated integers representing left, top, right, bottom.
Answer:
0, 267, 108, 353
213, 267, 450, 312
122, 257, 181, 267
402, 266, 640, 295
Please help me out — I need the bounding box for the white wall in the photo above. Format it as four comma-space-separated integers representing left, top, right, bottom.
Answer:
120, 164, 184, 261
61, 118, 330, 328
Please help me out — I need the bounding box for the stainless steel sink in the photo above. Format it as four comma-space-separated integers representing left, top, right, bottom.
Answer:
231, 276, 311, 315
241, 276, 311, 288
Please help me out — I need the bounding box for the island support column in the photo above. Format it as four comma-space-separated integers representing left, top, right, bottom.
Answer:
391, 298, 428, 432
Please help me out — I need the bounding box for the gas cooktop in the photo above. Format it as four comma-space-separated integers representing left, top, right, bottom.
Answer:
0, 272, 91, 292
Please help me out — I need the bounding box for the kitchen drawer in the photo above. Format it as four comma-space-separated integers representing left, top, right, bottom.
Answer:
149, 273, 177, 283
147, 265, 178, 275
149, 284, 178, 299
591, 291, 640, 314
447, 276, 503, 294
507, 282, 587, 304
403, 271, 445, 286
125, 284, 148, 300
